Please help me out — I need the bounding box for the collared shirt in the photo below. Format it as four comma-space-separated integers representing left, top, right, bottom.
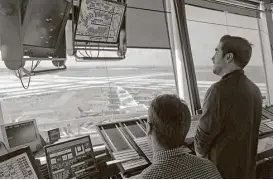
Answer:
133, 147, 221, 179
194, 70, 262, 178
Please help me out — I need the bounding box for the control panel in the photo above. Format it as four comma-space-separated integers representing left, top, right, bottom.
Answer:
96, 122, 150, 177
96, 117, 196, 177
120, 120, 153, 162
44, 136, 97, 179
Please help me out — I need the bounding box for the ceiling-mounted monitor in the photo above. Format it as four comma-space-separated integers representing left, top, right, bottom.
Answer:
21, 0, 72, 57
75, 0, 126, 43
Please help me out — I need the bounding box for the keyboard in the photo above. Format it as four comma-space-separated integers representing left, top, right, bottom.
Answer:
265, 105, 273, 114
263, 108, 273, 119
112, 149, 148, 171
134, 138, 153, 162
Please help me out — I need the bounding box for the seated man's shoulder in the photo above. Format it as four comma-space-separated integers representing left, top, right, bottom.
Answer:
132, 154, 221, 179
186, 153, 212, 163
130, 165, 157, 179
185, 153, 215, 166
185, 154, 222, 178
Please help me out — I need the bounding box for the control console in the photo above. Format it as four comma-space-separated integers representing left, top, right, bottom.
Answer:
96, 122, 150, 177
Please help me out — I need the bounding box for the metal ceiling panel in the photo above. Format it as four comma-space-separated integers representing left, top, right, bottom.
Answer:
126, 8, 170, 49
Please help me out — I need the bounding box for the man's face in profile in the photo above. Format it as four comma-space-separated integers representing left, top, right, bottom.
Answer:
212, 42, 226, 76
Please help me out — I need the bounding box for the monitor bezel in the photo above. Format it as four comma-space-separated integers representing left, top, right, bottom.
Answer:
0, 146, 43, 179
0, 119, 42, 153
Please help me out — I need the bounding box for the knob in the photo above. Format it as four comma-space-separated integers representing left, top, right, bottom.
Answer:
46, 18, 52, 22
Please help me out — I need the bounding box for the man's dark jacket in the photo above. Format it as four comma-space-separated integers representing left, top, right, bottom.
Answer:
194, 70, 262, 178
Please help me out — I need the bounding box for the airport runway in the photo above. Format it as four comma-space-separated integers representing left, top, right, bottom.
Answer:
0, 67, 267, 100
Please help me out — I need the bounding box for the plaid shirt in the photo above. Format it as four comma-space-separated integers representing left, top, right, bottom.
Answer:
133, 147, 221, 179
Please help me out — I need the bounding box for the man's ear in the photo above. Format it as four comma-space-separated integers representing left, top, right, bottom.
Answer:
224, 53, 234, 63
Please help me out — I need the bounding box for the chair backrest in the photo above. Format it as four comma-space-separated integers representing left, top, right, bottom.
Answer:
256, 157, 273, 178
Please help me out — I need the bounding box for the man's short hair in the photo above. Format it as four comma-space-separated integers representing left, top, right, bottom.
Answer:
148, 94, 191, 149
220, 35, 252, 69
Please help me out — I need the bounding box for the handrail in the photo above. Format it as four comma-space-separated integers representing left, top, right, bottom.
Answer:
23, 58, 66, 61
37, 113, 147, 127
20, 65, 67, 77
74, 54, 125, 61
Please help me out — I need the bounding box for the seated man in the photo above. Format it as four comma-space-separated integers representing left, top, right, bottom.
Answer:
134, 94, 221, 179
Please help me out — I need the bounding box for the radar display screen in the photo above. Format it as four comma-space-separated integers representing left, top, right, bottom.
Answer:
45, 136, 97, 179
75, 0, 126, 43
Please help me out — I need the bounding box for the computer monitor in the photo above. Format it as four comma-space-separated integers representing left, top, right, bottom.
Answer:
0, 119, 42, 153
21, 0, 71, 58
0, 146, 43, 179
44, 135, 98, 179
22, 0, 71, 49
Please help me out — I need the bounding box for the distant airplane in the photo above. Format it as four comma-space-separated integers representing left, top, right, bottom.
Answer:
77, 107, 101, 117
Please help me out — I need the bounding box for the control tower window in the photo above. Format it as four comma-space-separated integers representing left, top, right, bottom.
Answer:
0, 48, 176, 138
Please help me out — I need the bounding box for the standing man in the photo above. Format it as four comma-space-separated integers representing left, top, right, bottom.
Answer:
194, 35, 263, 178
